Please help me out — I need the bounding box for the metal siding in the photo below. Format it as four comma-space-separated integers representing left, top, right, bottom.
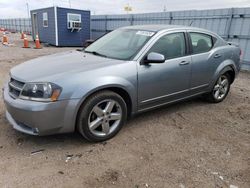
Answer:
56, 7, 90, 46
0, 18, 31, 33
91, 14, 107, 39
31, 7, 56, 45
90, 8, 250, 69
1, 7, 250, 69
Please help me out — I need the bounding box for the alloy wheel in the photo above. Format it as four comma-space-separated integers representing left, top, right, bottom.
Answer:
88, 99, 122, 137
213, 75, 229, 100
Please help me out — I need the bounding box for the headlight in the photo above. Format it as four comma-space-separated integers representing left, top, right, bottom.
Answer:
20, 82, 62, 102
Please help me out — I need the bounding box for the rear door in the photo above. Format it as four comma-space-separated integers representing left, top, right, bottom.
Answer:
188, 32, 224, 92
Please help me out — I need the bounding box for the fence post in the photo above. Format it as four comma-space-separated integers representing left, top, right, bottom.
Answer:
225, 8, 234, 40
130, 14, 134, 26
19, 18, 21, 32
169, 12, 173, 25
105, 15, 108, 32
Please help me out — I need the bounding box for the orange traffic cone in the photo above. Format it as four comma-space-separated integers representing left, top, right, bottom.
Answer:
21, 31, 24, 39
23, 34, 30, 48
34, 34, 42, 49
2, 32, 8, 44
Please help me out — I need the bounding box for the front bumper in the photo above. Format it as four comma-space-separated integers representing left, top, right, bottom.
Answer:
3, 84, 80, 136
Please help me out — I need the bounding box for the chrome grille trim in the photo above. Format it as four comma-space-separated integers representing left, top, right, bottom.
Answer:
9, 82, 23, 91
8, 78, 25, 99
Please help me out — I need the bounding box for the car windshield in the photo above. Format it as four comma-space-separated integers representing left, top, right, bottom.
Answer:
85, 29, 155, 60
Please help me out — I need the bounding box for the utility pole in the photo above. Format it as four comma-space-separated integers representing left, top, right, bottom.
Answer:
69, 0, 72, 8
26, 2, 30, 18
163, 5, 167, 12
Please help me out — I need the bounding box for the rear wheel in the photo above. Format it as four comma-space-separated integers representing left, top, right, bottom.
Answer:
77, 90, 127, 142
206, 73, 231, 103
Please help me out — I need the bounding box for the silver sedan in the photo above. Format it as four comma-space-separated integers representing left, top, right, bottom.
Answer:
3, 25, 241, 142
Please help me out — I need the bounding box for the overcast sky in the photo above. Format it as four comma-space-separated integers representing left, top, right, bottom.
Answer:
0, 0, 249, 18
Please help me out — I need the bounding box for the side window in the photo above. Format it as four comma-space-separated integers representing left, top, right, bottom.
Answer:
43, 12, 48, 27
149, 33, 186, 60
190, 33, 213, 54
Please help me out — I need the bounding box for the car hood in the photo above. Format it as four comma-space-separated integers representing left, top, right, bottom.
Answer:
10, 50, 126, 82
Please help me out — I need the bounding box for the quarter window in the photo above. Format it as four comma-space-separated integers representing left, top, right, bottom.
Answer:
43, 12, 48, 27
190, 33, 213, 54
148, 33, 186, 60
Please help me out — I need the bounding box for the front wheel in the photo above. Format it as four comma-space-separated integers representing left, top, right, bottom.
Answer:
206, 73, 231, 103
77, 90, 127, 142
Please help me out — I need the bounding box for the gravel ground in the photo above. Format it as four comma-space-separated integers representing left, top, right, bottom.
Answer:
0, 33, 249, 188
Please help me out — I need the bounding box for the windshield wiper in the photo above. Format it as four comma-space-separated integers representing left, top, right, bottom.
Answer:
84, 50, 107, 58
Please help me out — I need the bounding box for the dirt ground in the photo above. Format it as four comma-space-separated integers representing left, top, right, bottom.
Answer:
0, 33, 249, 188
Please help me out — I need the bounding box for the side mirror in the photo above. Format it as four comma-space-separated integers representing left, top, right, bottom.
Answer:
144, 52, 165, 64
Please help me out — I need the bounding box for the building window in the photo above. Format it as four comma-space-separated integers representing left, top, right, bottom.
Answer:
43, 12, 48, 27
67, 13, 81, 29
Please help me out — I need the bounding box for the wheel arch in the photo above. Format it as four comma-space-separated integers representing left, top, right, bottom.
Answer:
74, 86, 134, 131
219, 65, 236, 84
210, 60, 237, 90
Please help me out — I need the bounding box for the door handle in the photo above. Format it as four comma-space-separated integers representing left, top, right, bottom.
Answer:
214, 54, 221, 58
179, 61, 190, 65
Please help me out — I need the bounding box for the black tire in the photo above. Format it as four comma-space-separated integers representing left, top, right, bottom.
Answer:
77, 90, 127, 142
205, 73, 231, 103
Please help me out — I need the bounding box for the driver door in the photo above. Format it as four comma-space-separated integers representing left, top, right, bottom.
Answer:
137, 32, 192, 110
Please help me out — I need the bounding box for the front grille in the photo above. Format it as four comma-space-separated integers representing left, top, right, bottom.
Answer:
9, 78, 25, 99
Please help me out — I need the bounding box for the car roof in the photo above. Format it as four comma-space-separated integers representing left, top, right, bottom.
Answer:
121, 24, 210, 33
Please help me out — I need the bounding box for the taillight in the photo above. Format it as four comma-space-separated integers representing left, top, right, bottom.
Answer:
240, 49, 243, 57
239, 49, 243, 64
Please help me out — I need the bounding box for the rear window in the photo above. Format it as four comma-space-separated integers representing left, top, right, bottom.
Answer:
190, 32, 215, 54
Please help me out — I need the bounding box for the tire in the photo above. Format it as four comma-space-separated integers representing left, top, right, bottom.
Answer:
77, 90, 127, 142
205, 73, 231, 103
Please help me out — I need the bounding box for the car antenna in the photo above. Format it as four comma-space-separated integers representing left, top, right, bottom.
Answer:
189, 20, 194, 26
